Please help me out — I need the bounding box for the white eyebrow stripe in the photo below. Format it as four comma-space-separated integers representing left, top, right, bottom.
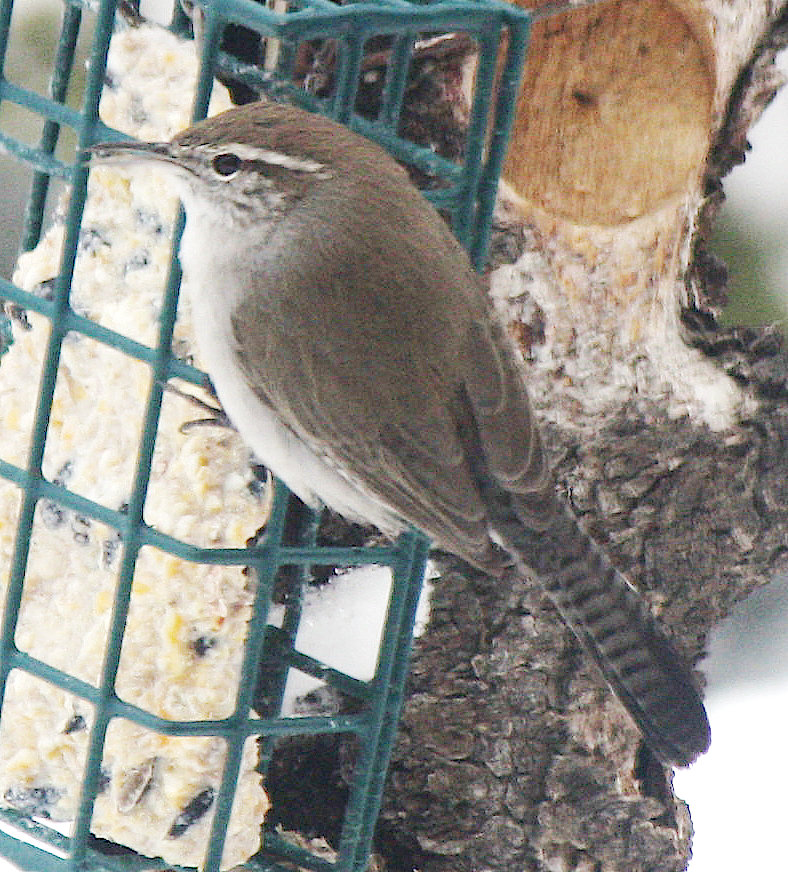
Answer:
219, 143, 328, 174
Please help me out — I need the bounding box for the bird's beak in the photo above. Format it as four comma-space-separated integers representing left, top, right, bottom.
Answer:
84, 139, 176, 168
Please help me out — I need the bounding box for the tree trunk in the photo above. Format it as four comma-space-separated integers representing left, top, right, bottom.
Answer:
377, 1, 788, 869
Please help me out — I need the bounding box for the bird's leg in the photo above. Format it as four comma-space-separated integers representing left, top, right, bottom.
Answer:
161, 379, 234, 433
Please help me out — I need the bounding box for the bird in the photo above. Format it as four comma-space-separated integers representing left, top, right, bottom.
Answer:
88, 100, 711, 767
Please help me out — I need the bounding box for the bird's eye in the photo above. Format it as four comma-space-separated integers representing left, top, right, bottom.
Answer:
212, 153, 241, 177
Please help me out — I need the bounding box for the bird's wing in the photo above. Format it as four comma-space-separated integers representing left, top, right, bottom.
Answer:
228, 231, 553, 569
229, 274, 494, 567
459, 316, 555, 529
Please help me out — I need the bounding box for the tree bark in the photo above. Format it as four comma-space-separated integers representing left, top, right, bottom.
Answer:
376, 2, 788, 869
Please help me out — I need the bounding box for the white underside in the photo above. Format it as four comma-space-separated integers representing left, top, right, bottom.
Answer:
179, 213, 404, 537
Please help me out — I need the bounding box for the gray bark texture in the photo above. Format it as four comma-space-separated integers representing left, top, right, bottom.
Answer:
256, 3, 788, 869
369, 2, 788, 870
379, 383, 788, 871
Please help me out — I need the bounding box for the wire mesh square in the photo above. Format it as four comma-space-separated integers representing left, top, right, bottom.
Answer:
0, 1, 530, 870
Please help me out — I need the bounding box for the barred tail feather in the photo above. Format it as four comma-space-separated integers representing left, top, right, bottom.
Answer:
500, 504, 711, 767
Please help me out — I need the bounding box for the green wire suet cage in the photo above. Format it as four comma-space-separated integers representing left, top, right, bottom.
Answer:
0, 1, 531, 870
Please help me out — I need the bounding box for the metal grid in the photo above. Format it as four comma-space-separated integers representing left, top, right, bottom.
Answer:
0, 1, 531, 870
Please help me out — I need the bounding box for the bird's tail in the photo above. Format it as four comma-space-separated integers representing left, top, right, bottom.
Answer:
496, 500, 711, 767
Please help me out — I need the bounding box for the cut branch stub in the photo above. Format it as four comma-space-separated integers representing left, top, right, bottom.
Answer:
504, 0, 714, 226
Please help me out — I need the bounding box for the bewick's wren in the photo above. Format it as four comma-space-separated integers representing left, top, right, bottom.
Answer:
89, 101, 710, 766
